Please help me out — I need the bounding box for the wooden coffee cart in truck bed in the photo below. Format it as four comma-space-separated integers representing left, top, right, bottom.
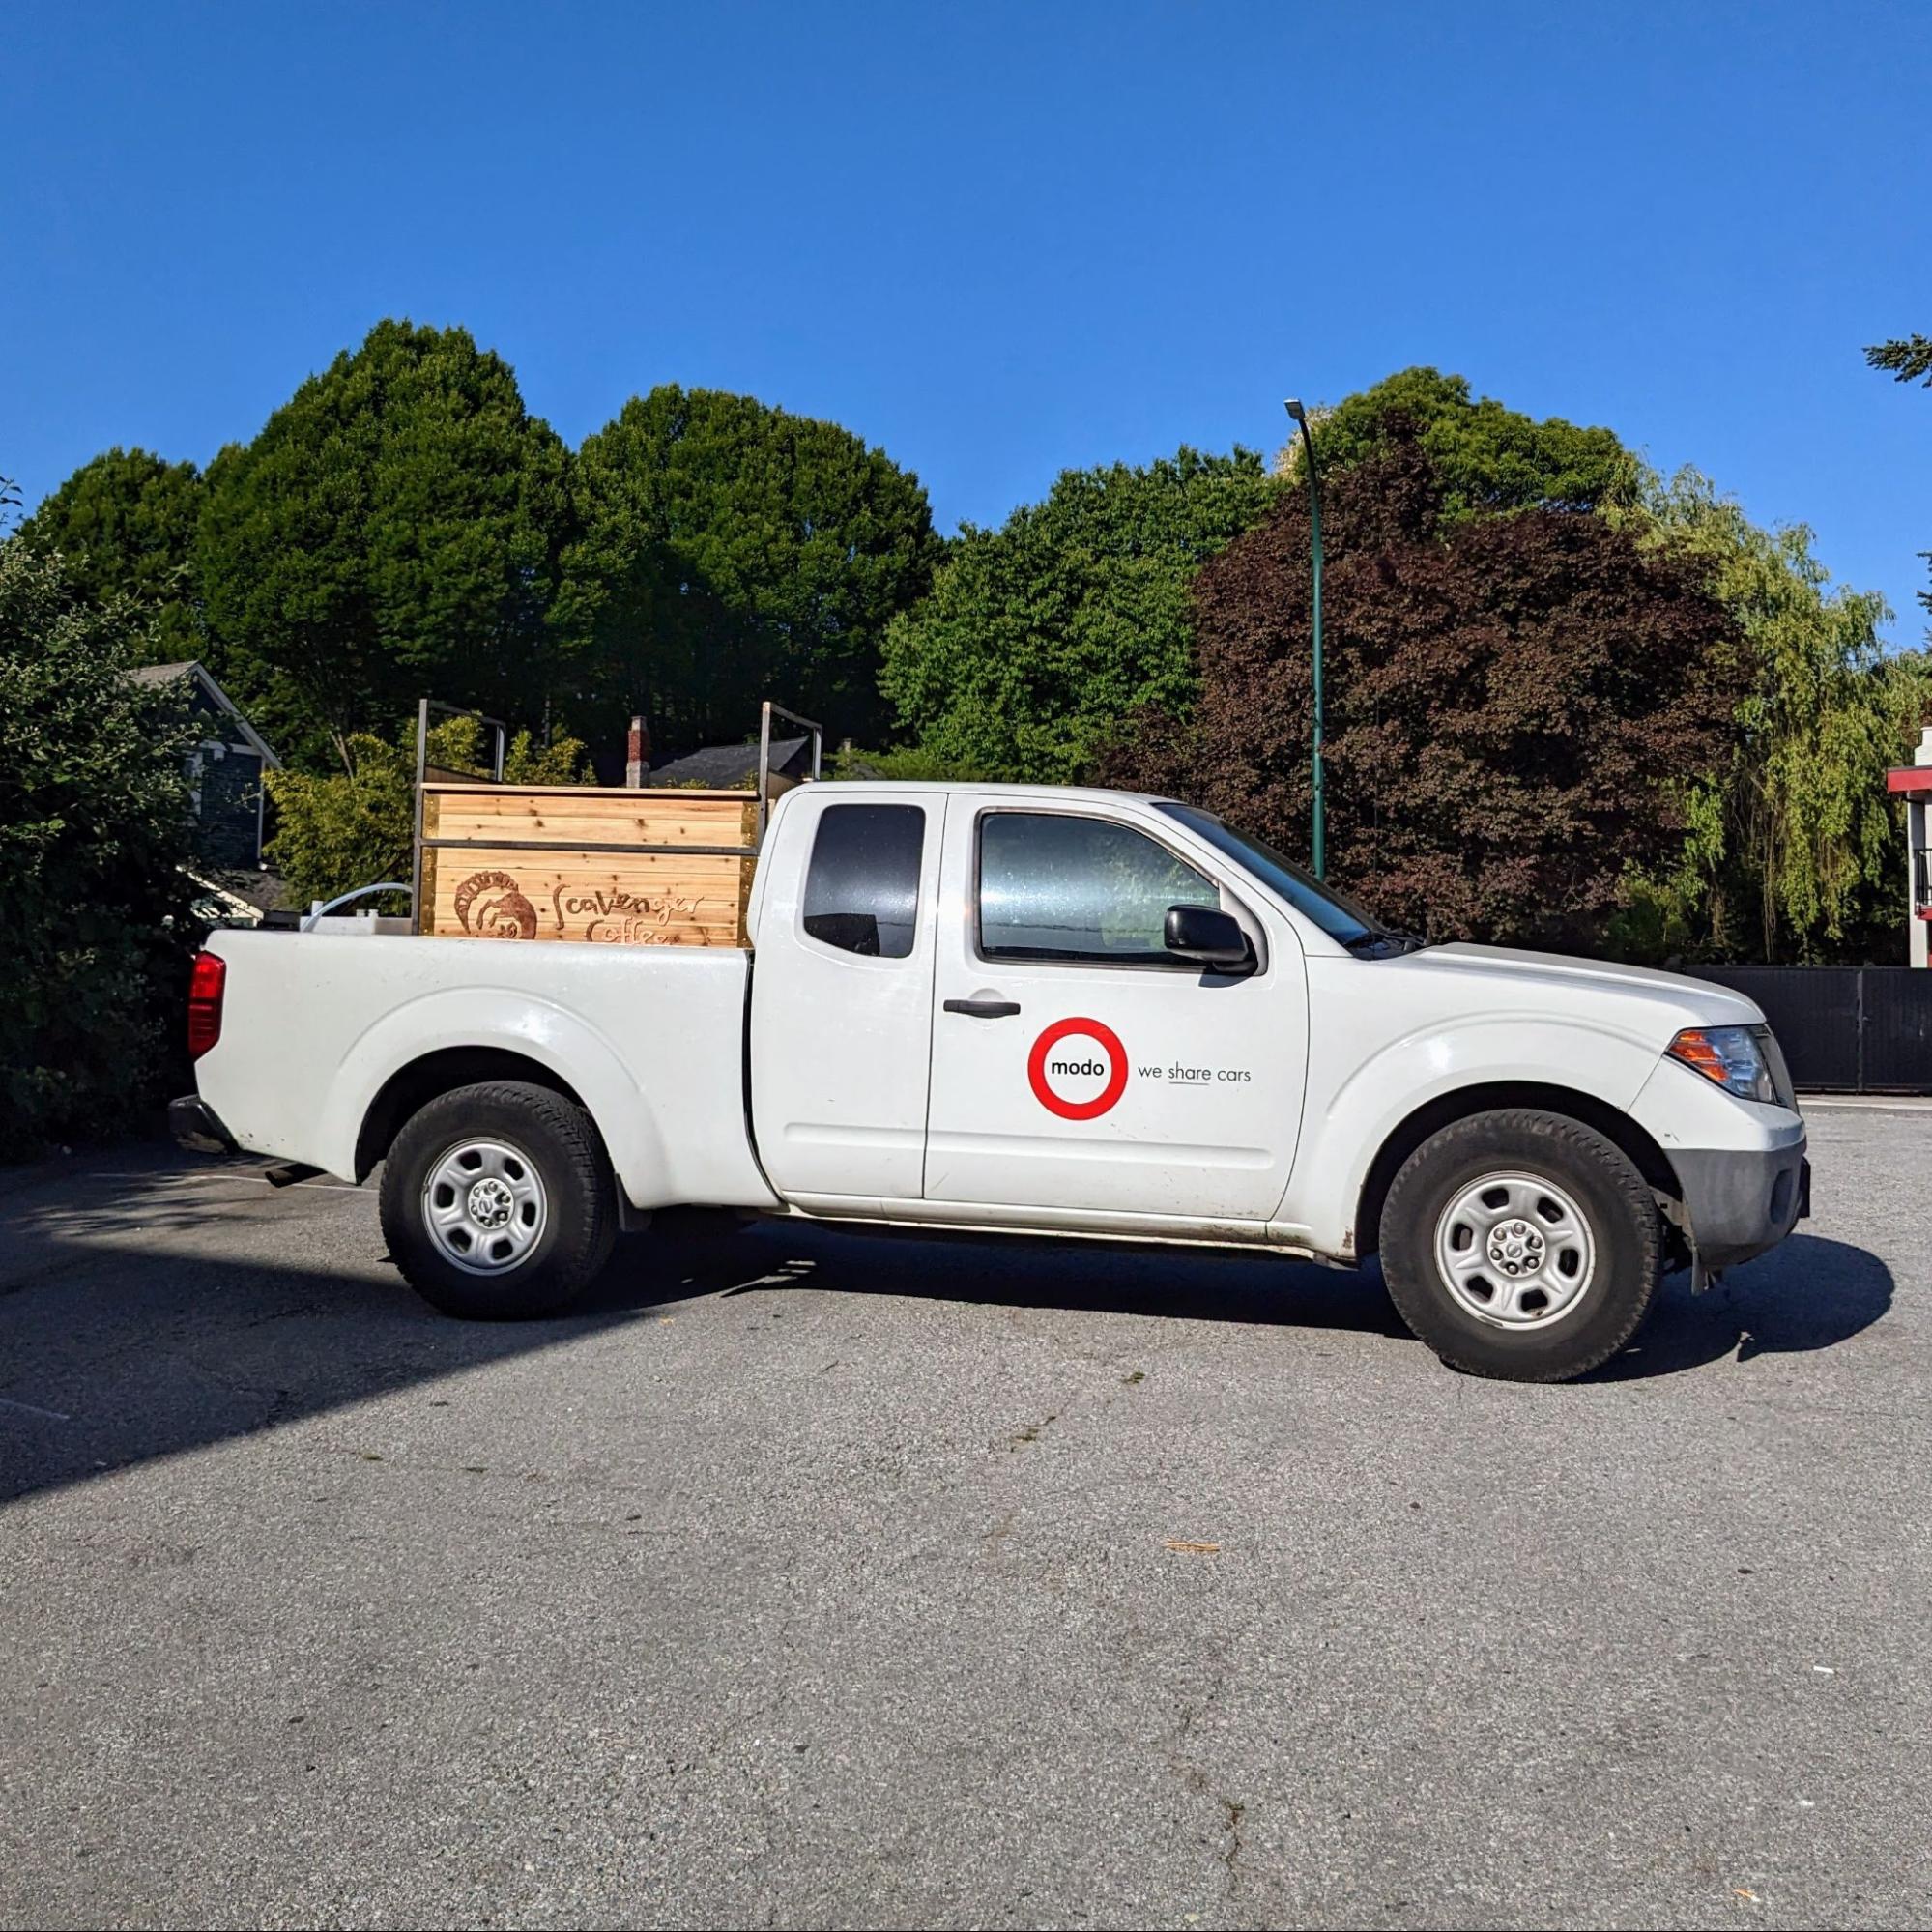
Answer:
401, 697, 821, 948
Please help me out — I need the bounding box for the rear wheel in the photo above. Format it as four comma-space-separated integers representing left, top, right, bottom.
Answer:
1378, 1109, 1660, 1382
379, 1081, 617, 1318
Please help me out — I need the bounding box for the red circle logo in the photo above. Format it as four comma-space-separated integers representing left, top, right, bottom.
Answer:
1027, 1017, 1129, 1120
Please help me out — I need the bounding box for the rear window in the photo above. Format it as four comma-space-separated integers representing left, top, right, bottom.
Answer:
801, 804, 926, 959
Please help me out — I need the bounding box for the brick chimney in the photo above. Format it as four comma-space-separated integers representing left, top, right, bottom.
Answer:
626, 714, 652, 789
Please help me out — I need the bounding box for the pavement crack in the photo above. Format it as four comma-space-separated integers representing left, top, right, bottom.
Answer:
234, 1302, 337, 1333
1220, 1793, 1247, 1894
1168, 1664, 1247, 1899
1008, 1411, 1058, 1450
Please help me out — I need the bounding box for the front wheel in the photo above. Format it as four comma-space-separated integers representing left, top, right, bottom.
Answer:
379, 1081, 617, 1319
1378, 1109, 1661, 1382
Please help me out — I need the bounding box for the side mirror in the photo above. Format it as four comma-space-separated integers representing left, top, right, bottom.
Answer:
1165, 904, 1254, 972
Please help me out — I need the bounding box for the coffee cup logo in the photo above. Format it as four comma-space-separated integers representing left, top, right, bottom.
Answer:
1027, 1017, 1128, 1120
453, 869, 538, 940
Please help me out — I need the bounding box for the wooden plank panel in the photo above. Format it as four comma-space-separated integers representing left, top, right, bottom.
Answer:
423, 847, 752, 947
430, 785, 752, 816
419, 784, 751, 801
430, 791, 756, 850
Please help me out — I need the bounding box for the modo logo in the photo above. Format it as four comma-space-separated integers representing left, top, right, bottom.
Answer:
1027, 1017, 1129, 1121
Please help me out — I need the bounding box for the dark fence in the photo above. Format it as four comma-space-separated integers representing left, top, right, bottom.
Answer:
1692, 966, 1932, 1092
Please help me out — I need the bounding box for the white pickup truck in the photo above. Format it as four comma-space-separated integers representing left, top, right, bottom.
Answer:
174, 782, 1808, 1382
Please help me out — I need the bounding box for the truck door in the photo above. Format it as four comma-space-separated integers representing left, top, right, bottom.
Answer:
923, 803, 1306, 1225
750, 790, 944, 1202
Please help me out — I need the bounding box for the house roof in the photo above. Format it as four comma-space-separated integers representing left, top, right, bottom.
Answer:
649, 735, 811, 790
130, 661, 281, 768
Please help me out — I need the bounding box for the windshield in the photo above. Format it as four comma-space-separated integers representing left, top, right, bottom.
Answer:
1154, 803, 1402, 953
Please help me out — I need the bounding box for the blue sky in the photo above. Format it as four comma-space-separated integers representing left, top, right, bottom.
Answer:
4, 1, 1927, 640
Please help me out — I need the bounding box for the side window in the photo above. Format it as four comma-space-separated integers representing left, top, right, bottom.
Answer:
802, 804, 926, 959
979, 812, 1220, 966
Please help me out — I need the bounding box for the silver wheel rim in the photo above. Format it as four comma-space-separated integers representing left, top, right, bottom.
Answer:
1432, 1170, 1596, 1329
421, 1139, 548, 1275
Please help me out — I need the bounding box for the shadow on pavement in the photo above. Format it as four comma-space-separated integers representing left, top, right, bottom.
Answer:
0, 1154, 1417, 1506
0, 1152, 1894, 1504
706, 1224, 1896, 1388
599, 1216, 1418, 1338
1593, 1232, 1893, 1380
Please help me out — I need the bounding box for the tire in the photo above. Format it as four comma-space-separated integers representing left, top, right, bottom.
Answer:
379, 1081, 617, 1319
1378, 1109, 1660, 1382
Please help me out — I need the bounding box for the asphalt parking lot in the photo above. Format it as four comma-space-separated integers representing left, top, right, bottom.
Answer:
2, 1104, 1927, 1931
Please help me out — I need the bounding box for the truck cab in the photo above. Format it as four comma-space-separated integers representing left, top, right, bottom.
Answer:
176, 780, 1808, 1383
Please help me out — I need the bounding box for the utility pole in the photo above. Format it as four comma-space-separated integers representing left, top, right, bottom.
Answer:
1284, 398, 1325, 879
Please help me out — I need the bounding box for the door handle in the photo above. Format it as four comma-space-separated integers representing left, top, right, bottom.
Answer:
943, 997, 1022, 1019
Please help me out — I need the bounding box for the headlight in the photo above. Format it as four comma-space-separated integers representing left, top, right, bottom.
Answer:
1665, 1024, 1780, 1103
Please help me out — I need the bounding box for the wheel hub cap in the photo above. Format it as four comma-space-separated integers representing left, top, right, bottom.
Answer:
422, 1139, 547, 1276
467, 1176, 514, 1228
1485, 1217, 1546, 1277
1433, 1172, 1596, 1329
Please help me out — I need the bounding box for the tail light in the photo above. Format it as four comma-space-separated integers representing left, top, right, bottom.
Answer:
187, 950, 226, 1059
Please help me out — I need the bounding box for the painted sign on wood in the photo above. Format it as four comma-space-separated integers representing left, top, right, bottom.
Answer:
419, 786, 757, 948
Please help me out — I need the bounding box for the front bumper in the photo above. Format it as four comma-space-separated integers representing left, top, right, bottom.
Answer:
1670, 1141, 1809, 1271
169, 1093, 237, 1155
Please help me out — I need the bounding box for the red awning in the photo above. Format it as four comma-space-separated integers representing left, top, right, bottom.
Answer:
1887, 766, 1932, 795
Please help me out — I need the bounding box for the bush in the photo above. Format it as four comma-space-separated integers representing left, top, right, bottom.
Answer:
825, 743, 994, 783
0, 541, 201, 1159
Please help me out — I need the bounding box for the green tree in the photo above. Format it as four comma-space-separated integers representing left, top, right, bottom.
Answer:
1865, 332, 1932, 639
1866, 334, 1932, 385
1103, 429, 1747, 952
0, 538, 201, 1159
197, 320, 572, 771
266, 715, 591, 915
1292, 366, 1636, 520
1616, 471, 1930, 961
557, 386, 941, 755
880, 447, 1278, 783
17, 448, 206, 662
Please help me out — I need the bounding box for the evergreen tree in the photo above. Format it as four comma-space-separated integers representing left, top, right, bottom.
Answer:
17, 447, 206, 663
1864, 332, 1932, 639
197, 320, 572, 770
558, 387, 940, 755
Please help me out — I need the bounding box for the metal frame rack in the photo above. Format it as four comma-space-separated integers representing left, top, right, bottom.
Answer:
408, 697, 823, 935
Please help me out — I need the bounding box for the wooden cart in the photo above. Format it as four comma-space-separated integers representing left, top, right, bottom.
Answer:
410, 700, 821, 949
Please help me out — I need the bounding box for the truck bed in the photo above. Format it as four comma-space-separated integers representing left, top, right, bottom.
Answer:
196, 929, 774, 1211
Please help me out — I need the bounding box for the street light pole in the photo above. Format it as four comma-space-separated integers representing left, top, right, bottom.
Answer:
1284, 398, 1325, 879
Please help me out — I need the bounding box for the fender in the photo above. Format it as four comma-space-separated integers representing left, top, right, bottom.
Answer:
319, 986, 678, 1206
1274, 1014, 1664, 1256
